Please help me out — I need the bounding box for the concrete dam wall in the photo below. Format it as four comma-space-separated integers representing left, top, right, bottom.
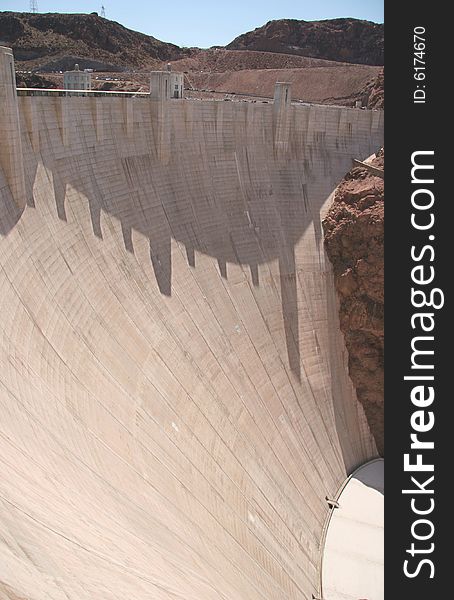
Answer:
0, 46, 384, 600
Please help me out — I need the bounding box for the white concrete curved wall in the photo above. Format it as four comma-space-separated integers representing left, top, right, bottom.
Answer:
321, 459, 384, 600
0, 74, 383, 600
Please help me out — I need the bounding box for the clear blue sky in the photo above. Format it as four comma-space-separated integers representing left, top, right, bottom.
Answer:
3, 1, 384, 48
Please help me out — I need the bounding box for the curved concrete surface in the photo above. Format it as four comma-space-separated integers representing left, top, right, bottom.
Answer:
321, 459, 384, 600
1, 48, 384, 599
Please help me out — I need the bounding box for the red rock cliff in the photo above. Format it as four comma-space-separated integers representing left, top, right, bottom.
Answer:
323, 149, 384, 455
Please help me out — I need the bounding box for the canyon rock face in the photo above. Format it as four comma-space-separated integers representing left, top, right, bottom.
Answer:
227, 18, 384, 66
366, 68, 384, 108
323, 149, 384, 455
357, 68, 384, 109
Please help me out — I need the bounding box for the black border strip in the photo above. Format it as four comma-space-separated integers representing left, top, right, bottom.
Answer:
386, 2, 448, 597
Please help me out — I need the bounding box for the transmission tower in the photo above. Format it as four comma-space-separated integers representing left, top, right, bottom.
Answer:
101, 5, 106, 17
30, 0, 38, 13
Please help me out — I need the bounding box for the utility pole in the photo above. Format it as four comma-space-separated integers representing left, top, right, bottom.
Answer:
30, 0, 38, 13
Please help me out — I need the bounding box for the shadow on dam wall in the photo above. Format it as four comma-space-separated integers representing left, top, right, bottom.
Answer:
0, 76, 386, 598
4, 96, 383, 386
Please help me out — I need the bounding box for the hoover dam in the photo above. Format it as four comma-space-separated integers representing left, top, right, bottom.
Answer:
0, 45, 384, 600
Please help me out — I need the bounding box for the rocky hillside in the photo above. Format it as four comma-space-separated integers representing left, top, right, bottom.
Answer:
0, 11, 186, 71
363, 68, 384, 108
323, 149, 384, 455
14, 71, 57, 88
186, 64, 381, 105
1, 12, 384, 72
168, 47, 348, 72
227, 18, 384, 66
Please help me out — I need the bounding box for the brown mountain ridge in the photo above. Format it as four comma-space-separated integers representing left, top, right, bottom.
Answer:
227, 18, 383, 66
1, 12, 384, 71
0, 11, 185, 71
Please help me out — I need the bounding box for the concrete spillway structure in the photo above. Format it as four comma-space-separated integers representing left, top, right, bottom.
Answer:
0, 47, 384, 600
